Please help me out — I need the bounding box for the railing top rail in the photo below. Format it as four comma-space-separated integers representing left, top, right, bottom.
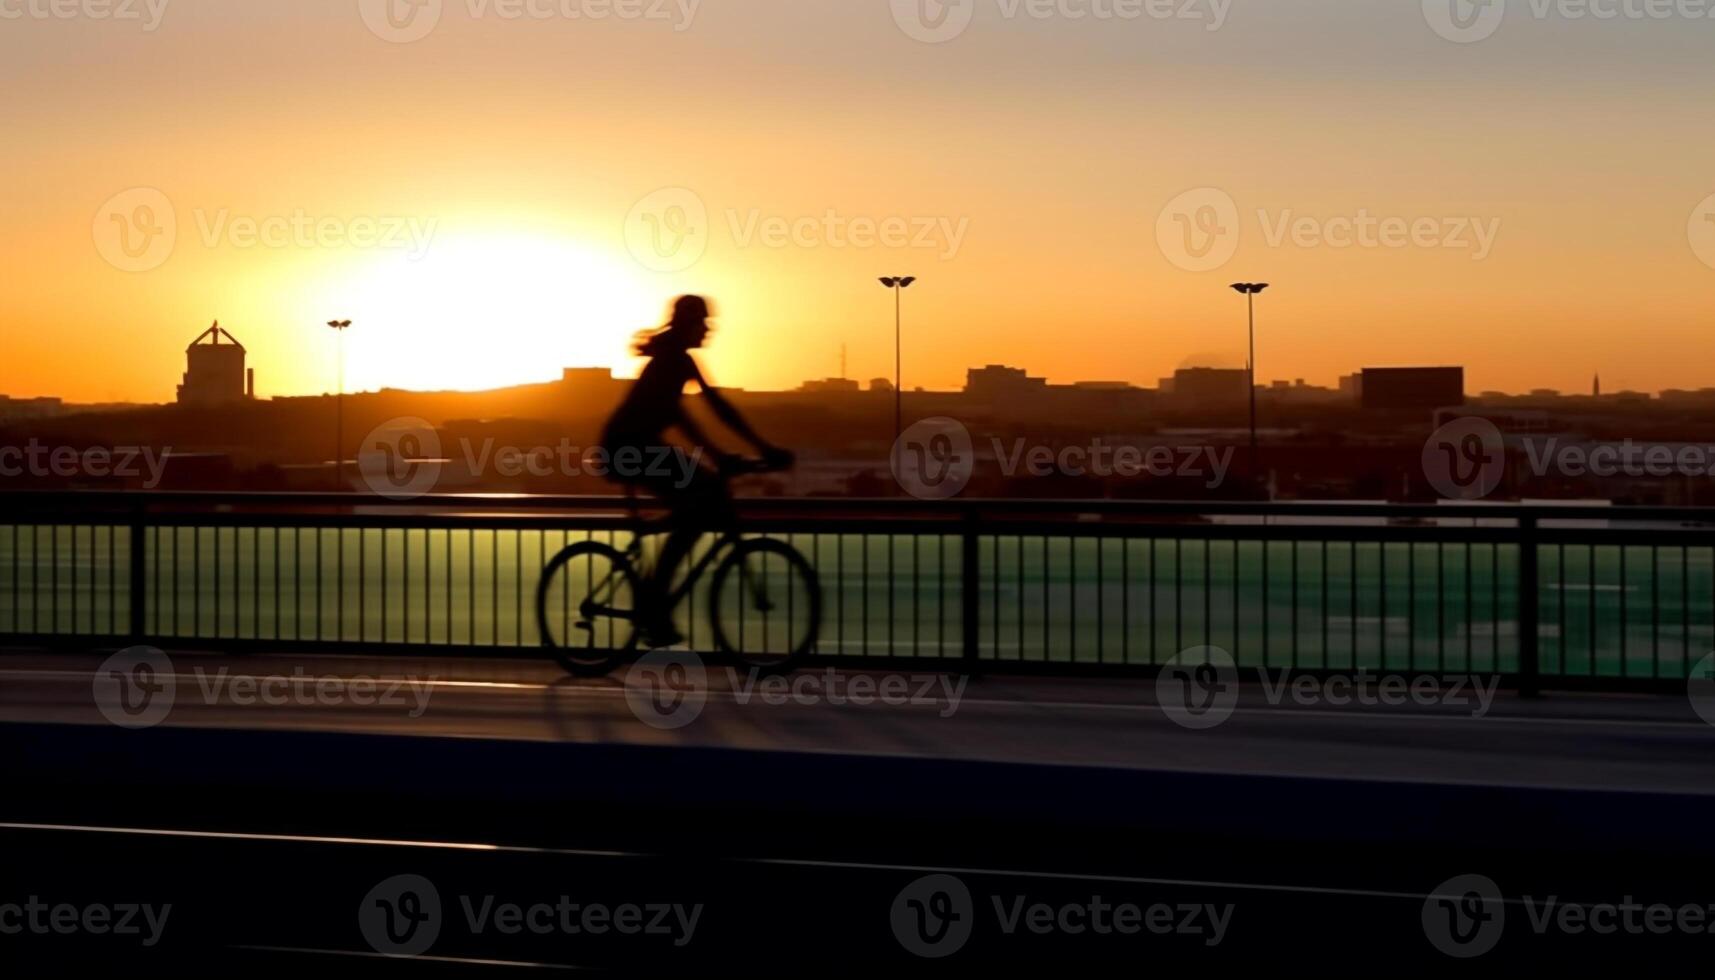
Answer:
3, 489, 1715, 525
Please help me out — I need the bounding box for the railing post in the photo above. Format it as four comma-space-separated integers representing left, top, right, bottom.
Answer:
1518, 512, 1540, 698
962, 506, 981, 667
128, 503, 147, 642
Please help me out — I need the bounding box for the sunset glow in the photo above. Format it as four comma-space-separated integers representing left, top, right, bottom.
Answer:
4, 2, 1713, 402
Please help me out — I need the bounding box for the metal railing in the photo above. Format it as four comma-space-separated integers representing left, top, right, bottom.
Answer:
3, 491, 1713, 692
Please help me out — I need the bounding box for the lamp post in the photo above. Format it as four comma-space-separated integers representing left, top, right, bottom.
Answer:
878, 276, 916, 447
1229, 283, 1269, 490
327, 319, 352, 490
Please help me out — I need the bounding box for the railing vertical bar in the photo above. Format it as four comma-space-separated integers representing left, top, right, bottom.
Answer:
1519, 515, 1541, 696
837, 532, 845, 657
1651, 545, 1661, 679
9, 523, 17, 635
1349, 541, 1358, 670
1069, 536, 1078, 662
1041, 535, 1049, 662
1174, 538, 1183, 655
1148, 538, 1157, 664
1437, 542, 1446, 674
1682, 544, 1691, 678
912, 533, 921, 659
1406, 541, 1415, 671
1378, 538, 1387, 669
1465, 540, 1473, 669
1588, 545, 1597, 677
1122, 537, 1131, 664
937, 533, 946, 657
1234, 540, 1242, 662
1203, 538, 1212, 652
1619, 543, 1628, 679
128, 510, 146, 640
69, 525, 79, 634
1481, 542, 1495, 679
51, 522, 60, 634
172, 526, 182, 638
1557, 542, 1567, 676
888, 534, 897, 660
1320, 541, 1329, 667
1096, 537, 1105, 665
1015, 535, 1024, 662
1290, 540, 1299, 668
961, 511, 980, 665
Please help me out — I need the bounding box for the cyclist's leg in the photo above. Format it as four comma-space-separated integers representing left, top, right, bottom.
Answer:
636, 463, 732, 644
650, 463, 732, 603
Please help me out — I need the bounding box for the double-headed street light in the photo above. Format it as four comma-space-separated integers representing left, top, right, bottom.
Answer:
879, 276, 916, 447
328, 319, 352, 490
1230, 283, 1269, 491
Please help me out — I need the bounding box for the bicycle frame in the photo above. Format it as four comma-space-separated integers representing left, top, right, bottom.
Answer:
592, 524, 747, 619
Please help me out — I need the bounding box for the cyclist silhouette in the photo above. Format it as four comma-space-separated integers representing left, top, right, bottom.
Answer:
600, 295, 793, 647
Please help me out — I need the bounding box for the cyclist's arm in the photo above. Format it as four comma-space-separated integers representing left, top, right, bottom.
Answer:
689, 359, 774, 454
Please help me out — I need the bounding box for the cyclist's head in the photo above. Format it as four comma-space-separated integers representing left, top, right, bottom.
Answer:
670, 294, 711, 327
635, 295, 713, 356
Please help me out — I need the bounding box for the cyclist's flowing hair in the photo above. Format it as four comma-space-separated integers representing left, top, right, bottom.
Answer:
633, 295, 710, 357
632, 326, 682, 357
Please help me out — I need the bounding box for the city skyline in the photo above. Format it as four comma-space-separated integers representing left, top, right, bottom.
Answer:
8, 312, 1713, 407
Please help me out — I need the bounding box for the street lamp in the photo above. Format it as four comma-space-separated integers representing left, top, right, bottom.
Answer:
878, 276, 916, 447
1230, 283, 1269, 491
327, 319, 352, 490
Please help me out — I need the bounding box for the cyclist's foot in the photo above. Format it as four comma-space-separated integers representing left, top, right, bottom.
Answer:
640, 619, 685, 649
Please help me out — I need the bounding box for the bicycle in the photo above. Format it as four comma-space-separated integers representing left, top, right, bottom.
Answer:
535, 457, 823, 676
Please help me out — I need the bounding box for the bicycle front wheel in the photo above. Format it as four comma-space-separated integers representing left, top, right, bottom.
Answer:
537, 540, 642, 675
708, 537, 822, 673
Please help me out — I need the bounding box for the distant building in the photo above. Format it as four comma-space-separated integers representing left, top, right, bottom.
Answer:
561, 368, 616, 387
1163, 368, 1249, 408
1358, 367, 1464, 411
178, 322, 254, 407
799, 378, 862, 394
0, 395, 64, 422
966, 365, 1048, 401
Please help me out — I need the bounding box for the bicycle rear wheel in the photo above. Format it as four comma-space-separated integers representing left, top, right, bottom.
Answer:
708, 537, 822, 673
537, 540, 642, 675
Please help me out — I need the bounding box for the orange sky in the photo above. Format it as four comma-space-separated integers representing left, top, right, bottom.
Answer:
3, 1, 1713, 403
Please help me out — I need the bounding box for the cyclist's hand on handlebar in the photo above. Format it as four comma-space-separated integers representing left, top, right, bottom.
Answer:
759, 446, 796, 471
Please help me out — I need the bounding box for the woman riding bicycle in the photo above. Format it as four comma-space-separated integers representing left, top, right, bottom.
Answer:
600, 295, 793, 647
